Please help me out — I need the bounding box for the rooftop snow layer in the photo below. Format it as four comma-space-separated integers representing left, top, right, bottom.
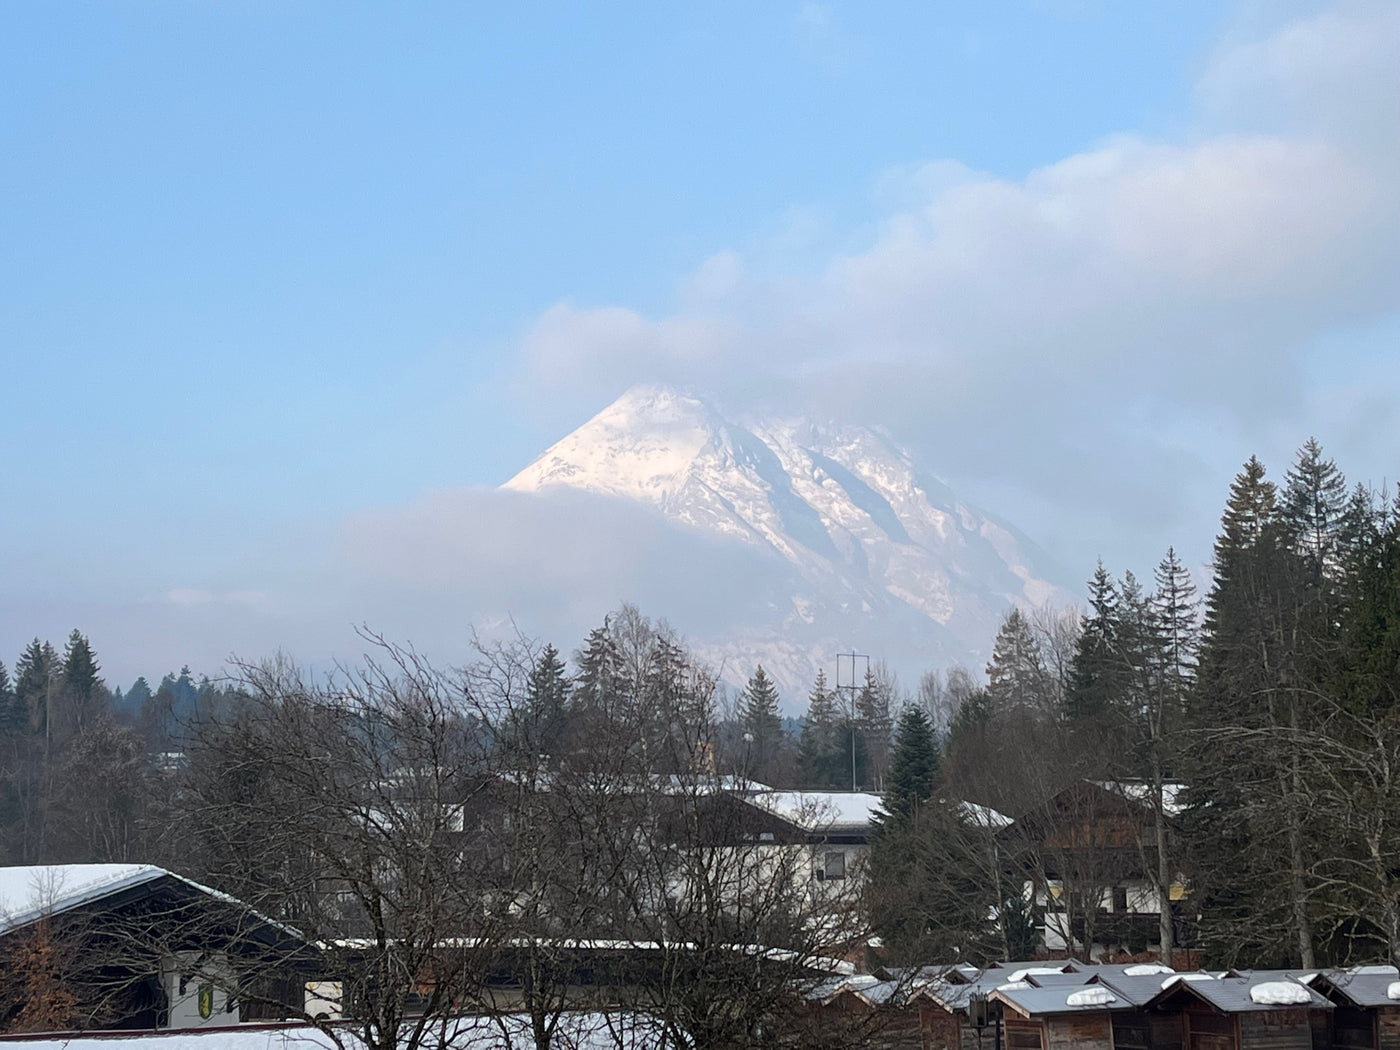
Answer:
0, 864, 164, 934
1251, 982, 1314, 1006
744, 791, 884, 831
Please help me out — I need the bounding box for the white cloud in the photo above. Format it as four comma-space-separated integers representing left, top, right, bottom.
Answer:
516, 0, 1400, 574
339, 486, 803, 653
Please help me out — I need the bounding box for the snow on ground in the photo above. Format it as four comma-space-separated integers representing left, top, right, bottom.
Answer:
0, 1015, 669, 1050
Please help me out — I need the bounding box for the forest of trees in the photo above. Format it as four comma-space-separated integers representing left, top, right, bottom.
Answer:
866, 439, 1400, 972
5, 438, 1400, 1036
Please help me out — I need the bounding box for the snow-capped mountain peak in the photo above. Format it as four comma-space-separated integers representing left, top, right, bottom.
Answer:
503, 384, 1071, 695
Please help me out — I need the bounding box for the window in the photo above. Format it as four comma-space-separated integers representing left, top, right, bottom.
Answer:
1113, 886, 1129, 912
818, 851, 846, 881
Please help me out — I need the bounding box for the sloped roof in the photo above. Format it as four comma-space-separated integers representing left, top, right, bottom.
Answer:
743, 791, 884, 832
1148, 973, 1332, 1013
0, 865, 167, 935
1089, 780, 1186, 816
1301, 966, 1399, 1008
993, 981, 1134, 1017
0, 864, 304, 943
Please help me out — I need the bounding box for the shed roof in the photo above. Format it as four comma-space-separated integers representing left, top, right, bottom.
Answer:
1309, 966, 1400, 1008
1147, 974, 1332, 1013
993, 982, 1134, 1017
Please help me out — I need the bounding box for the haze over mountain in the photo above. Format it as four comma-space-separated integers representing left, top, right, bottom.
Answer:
504, 384, 1074, 697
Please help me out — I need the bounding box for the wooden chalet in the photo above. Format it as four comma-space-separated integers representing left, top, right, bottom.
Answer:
1001, 780, 1189, 959
0, 865, 317, 1032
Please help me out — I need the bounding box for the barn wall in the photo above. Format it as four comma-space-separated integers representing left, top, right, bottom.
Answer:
1239, 1011, 1314, 1050
1378, 1008, 1400, 1050
1113, 1009, 1152, 1050
918, 1006, 962, 1050
1047, 1014, 1115, 1050
1151, 1011, 1186, 1050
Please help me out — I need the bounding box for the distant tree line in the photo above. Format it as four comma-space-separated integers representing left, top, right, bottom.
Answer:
0, 637, 244, 867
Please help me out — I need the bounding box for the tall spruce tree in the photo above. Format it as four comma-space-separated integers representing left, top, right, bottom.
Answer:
574, 622, 624, 717
855, 668, 894, 791
14, 640, 57, 738
882, 705, 940, 823
522, 644, 569, 762
0, 661, 20, 737
986, 608, 1051, 714
57, 629, 103, 739
739, 665, 783, 783
1065, 562, 1123, 723
798, 670, 843, 788
1185, 452, 1324, 967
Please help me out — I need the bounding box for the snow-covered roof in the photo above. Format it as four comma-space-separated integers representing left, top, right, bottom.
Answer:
1302, 966, 1400, 1008
0, 864, 303, 941
993, 982, 1133, 1017
743, 791, 884, 832
1089, 780, 1186, 816
959, 801, 1014, 828
0, 865, 167, 935
1150, 973, 1332, 1013
0, 1015, 668, 1049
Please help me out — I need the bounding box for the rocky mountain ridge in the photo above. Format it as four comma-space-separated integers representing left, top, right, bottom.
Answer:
504, 384, 1072, 699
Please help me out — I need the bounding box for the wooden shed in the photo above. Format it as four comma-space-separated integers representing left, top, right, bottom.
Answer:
1141, 974, 1333, 1050
1306, 966, 1400, 1050
989, 979, 1133, 1050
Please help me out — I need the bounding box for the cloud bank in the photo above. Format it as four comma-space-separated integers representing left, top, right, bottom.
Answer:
514, 0, 1400, 574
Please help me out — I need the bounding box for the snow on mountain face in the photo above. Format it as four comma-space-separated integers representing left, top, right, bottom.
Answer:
504, 384, 1072, 697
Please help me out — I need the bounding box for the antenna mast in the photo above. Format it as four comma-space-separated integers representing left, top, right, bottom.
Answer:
835, 650, 869, 792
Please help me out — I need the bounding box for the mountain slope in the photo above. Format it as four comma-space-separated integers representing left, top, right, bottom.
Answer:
504, 384, 1072, 698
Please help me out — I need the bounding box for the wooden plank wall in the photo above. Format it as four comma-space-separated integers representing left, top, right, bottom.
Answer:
1378, 1009, 1400, 1050
1048, 1015, 1115, 1050
1239, 1010, 1314, 1050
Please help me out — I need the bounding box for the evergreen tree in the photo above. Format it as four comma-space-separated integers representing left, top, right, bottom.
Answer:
1152, 547, 1198, 713
122, 676, 153, 714
1185, 452, 1324, 967
14, 640, 57, 738
855, 668, 894, 790
574, 622, 624, 717
986, 608, 1051, 714
739, 665, 783, 782
0, 661, 20, 737
882, 705, 940, 823
640, 634, 697, 771
522, 644, 568, 761
1064, 562, 1122, 723
797, 670, 843, 788
1283, 438, 1349, 580
57, 629, 104, 739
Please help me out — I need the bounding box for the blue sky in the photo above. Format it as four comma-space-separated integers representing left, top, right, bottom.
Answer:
3, 1, 1398, 686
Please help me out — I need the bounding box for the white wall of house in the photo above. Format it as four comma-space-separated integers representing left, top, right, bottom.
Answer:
160, 952, 235, 1029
